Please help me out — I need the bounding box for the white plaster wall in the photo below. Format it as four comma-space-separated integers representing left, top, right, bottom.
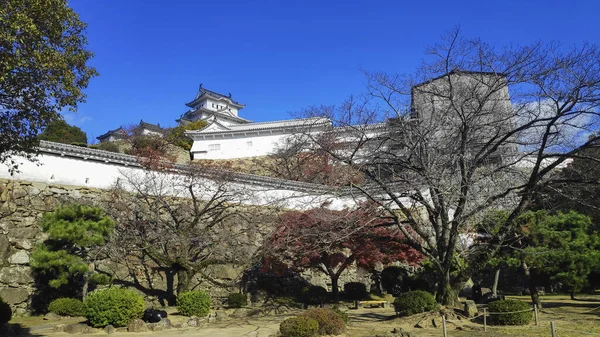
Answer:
191, 132, 291, 160
0, 153, 356, 210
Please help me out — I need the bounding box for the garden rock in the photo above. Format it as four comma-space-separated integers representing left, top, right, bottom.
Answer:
104, 325, 115, 334
53, 324, 66, 332
187, 317, 201, 327
463, 300, 478, 317
64, 323, 90, 334
148, 318, 171, 331
231, 308, 252, 318
128, 318, 148, 332
43, 312, 61, 320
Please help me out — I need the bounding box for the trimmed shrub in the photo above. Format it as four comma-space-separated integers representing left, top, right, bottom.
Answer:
393, 290, 436, 316
301, 308, 346, 335
177, 291, 211, 317
227, 293, 248, 308
332, 306, 349, 324
300, 286, 329, 305
48, 298, 85, 316
279, 316, 319, 337
84, 287, 144, 328
488, 299, 532, 326
0, 297, 11, 326
343, 282, 368, 300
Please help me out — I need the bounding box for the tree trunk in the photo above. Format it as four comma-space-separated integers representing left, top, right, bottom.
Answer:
176, 269, 193, 295
521, 260, 542, 309
165, 269, 177, 306
492, 268, 500, 297
82, 273, 89, 301
331, 274, 340, 302
570, 290, 576, 300
436, 268, 456, 306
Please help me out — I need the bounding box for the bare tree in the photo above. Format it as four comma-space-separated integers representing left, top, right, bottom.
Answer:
282, 29, 600, 306
103, 163, 261, 305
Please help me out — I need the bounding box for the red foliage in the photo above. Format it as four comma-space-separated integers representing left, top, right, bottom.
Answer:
263, 204, 421, 299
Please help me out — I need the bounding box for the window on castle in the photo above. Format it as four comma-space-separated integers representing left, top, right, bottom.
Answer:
246, 141, 253, 147
208, 144, 221, 151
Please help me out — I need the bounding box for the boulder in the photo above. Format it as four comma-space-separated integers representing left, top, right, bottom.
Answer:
53, 324, 66, 332
148, 318, 171, 331
43, 312, 61, 321
187, 317, 200, 327
463, 300, 478, 317
128, 318, 147, 332
104, 325, 115, 334
64, 323, 90, 334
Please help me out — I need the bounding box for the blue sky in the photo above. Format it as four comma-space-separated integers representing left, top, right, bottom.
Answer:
67, 0, 600, 142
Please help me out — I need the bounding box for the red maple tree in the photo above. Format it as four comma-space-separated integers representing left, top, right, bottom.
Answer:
263, 204, 421, 301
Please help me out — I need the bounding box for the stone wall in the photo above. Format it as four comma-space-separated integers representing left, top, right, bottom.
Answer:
0, 178, 371, 316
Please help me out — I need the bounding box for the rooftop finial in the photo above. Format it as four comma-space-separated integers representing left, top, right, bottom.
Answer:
199, 83, 203, 89
228, 92, 232, 98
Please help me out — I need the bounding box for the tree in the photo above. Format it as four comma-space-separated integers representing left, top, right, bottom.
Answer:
166, 120, 208, 151
501, 211, 600, 301
263, 206, 421, 301
281, 29, 600, 305
30, 205, 114, 301
38, 119, 88, 145
104, 163, 260, 305
0, 0, 97, 172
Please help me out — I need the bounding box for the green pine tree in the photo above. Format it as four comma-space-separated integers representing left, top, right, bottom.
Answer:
31, 205, 114, 300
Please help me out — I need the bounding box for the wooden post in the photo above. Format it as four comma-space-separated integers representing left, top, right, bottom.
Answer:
483, 308, 487, 332
551, 321, 556, 337
442, 315, 447, 337
534, 304, 538, 326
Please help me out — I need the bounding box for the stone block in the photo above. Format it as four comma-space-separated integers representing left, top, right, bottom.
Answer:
104, 325, 115, 334
8, 251, 29, 265
0, 266, 34, 284
0, 287, 29, 304
44, 312, 61, 321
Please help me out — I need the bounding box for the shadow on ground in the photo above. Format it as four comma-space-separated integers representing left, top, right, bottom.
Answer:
0, 323, 45, 336
348, 311, 395, 322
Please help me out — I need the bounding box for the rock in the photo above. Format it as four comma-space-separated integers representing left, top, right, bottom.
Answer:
148, 318, 171, 331
8, 250, 30, 265
9, 227, 39, 239
172, 322, 188, 329
43, 312, 61, 321
230, 308, 252, 318
187, 317, 200, 327
115, 327, 128, 332
0, 235, 10, 262
104, 325, 116, 334
464, 300, 478, 317
128, 318, 148, 332
0, 287, 29, 304
0, 266, 34, 284
64, 323, 90, 334
53, 324, 66, 332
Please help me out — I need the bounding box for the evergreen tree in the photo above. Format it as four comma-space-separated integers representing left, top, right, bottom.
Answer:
31, 205, 114, 300
38, 120, 88, 145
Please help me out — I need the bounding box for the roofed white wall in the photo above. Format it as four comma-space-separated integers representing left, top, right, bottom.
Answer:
190, 132, 289, 160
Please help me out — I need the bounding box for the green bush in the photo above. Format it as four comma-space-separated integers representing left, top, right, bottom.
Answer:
343, 282, 368, 300
393, 290, 436, 316
227, 293, 247, 308
301, 308, 346, 335
84, 287, 144, 328
332, 306, 349, 324
0, 297, 11, 326
48, 298, 85, 316
300, 286, 329, 305
488, 299, 532, 326
177, 291, 211, 317
279, 316, 319, 337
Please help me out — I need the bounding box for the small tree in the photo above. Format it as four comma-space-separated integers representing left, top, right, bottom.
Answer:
31, 205, 114, 300
38, 120, 88, 145
166, 120, 208, 150
263, 205, 421, 301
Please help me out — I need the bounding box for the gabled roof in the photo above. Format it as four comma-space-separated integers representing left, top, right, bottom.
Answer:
96, 126, 126, 141
185, 84, 245, 109
138, 120, 166, 134
177, 107, 252, 125
186, 117, 332, 136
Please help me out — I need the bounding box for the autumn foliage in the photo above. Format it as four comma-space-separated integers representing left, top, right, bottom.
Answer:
263, 205, 421, 301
